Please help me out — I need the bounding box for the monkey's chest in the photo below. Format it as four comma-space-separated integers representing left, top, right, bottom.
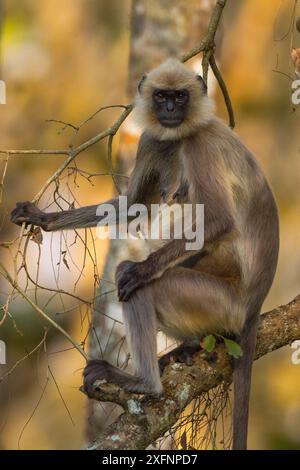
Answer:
158, 166, 189, 205
137, 173, 189, 254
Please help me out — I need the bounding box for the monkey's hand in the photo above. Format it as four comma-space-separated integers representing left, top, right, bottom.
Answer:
11, 201, 48, 229
116, 260, 154, 302
172, 179, 189, 202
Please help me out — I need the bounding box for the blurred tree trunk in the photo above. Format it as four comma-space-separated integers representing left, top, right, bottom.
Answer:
87, 0, 218, 443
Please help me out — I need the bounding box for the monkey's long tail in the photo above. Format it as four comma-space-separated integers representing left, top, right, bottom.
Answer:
232, 312, 260, 450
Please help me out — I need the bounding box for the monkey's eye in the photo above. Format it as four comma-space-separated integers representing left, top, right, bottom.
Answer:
154, 91, 166, 102
176, 91, 188, 101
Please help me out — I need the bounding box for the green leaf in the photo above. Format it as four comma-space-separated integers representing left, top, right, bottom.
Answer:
201, 334, 216, 352
223, 338, 243, 358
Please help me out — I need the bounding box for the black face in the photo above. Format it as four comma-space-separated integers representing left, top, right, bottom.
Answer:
152, 89, 189, 128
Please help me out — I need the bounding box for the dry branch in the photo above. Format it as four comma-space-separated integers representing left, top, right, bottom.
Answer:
83, 295, 300, 450
209, 54, 235, 128
0, 263, 89, 360
181, 0, 226, 63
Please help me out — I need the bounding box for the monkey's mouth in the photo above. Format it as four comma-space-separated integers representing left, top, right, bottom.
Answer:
160, 119, 183, 128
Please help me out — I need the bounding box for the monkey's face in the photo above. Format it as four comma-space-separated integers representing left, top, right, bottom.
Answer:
152, 89, 189, 128
134, 58, 215, 140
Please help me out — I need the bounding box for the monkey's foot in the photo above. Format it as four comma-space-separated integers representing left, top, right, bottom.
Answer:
159, 341, 201, 375
83, 359, 161, 397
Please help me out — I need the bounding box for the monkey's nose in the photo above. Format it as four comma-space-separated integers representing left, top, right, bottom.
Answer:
166, 100, 175, 112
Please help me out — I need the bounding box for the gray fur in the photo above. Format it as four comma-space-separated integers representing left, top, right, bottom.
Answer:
122, 286, 162, 394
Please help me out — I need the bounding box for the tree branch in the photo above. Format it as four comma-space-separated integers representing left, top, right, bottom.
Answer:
0, 263, 89, 361
181, 0, 227, 63
209, 54, 235, 128
83, 295, 300, 450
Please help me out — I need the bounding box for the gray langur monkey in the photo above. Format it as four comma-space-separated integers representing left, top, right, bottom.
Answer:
11, 59, 279, 450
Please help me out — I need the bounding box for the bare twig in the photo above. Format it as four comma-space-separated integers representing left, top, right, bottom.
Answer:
46, 119, 79, 132
77, 104, 129, 129
181, 0, 227, 63
0, 152, 9, 204
107, 134, 122, 194
209, 54, 235, 128
0, 149, 69, 156
0, 263, 89, 360
0, 329, 48, 382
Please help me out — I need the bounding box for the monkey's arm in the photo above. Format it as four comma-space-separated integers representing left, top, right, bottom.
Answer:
117, 162, 236, 302
10, 197, 126, 231
10, 135, 158, 231
116, 209, 236, 301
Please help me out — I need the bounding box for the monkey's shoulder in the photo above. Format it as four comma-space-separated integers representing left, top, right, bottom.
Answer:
182, 119, 263, 178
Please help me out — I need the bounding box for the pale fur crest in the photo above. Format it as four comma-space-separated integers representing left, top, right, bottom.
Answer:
134, 58, 215, 141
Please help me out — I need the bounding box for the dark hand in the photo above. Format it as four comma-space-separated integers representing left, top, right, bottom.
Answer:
172, 180, 189, 202
116, 260, 154, 302
11, 201, 47, 229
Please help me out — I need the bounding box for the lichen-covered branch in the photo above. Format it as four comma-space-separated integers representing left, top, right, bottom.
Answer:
84, 295, 300, 450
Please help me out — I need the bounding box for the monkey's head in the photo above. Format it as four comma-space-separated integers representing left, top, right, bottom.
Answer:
134, 58, 215, 141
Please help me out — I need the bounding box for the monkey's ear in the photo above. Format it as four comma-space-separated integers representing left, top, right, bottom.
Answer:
196, 75, 207, 95
138, 74, 147, 94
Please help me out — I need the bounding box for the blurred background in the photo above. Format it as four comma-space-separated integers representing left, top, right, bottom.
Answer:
0, 0, 300, 450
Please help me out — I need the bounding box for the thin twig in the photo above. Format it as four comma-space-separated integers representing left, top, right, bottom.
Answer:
209, 54, 235, 129
46, 119, 79, 132
0, 149, 69, 156
18, 377, 50, 450
0, 263, 89, 360
0, 152, 9, 204
0, 329, 48, 382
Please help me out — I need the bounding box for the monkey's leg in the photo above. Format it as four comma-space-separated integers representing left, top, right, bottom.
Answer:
158, 338, 201, 375
152, 267, 244, 344
83, 287, 162, 397
84, 267, 242, 398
